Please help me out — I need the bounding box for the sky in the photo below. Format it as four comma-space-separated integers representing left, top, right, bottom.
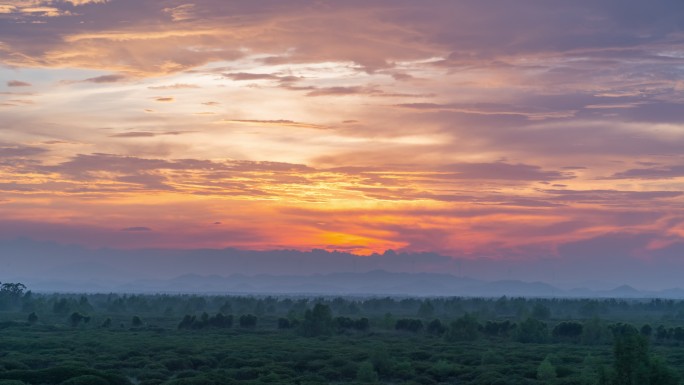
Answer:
1, 1, 684, 278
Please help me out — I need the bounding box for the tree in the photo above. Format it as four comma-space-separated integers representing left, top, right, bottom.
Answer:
395, 318, 423, 333
354, 317, 370, 332
426, 319, 446, 335
277, 318, 291, 329
445, 313, 479, 341
482, 320, 516, 337
69, 312, 86, 327
21, 290, 34, 313
131, 315, 143, 328
178, 314, 195, 330
0, 282, 26, 297
582, 317, 608, 345
579, 354, 600, 385
516, 317, 548, 343
382, 312, 394, 330
579, 300, 601, 318
537, 356, 557, 383
370, 345, 392, 377
640, 324, 653, 337
239, 314, 257, 328
356, 361, 379, 383
417, 301, 435, 318
553, 321, 583, 342
0, 282, 27, 310
656, 325, 669, 341
77, 296, 93, 313
301, 303, 333, 337
609, 323, 679, 385
532, 303, 551, 320
648, 356, 679, 385
200, 311, 209, 324
53, 298, 70, 315
208, 313, 232, 328
611, 324, 649, 385
219, 301, 233, 314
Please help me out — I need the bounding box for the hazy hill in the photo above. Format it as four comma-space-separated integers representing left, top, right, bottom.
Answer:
3, 237, 684, 297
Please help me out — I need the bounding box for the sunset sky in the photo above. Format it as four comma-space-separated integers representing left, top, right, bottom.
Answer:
2, 0, 684, 266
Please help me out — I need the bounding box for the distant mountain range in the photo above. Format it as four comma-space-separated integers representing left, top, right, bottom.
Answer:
4, 237, 684, 297
21, 270, 684, 298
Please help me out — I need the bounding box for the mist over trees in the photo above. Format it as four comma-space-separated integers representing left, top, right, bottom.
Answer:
7, 238, 684, 292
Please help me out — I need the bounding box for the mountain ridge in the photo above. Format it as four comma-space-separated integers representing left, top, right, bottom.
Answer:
17, 270, 684, 299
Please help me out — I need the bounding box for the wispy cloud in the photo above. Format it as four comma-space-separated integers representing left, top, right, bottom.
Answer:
109, 131, 194, 138
7, 80, 31, 87
83, 74, 128, 83
223, 72, 281, 81
64, 0, 109, 5
121, 226, 152, 231
223, 119, 330, 130
148, 83, 200, 90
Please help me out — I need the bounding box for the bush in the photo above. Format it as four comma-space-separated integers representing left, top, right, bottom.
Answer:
537, 357, 557, 382
426, 319, 446, 335
60, 375, 109, 385
163, 377, 216, 385
428, 360, 455, 381
445, 313, 479, 341
356, 361, 378, 383
553, 321, 583, 342
516, 317, 548, 343
300, 304, 333, 337
395, 319, 423, 333
131, 316, 143, 328
277, 318, 291, 329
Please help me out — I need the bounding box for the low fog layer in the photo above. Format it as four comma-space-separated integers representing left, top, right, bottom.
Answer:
3, 238, 684, 295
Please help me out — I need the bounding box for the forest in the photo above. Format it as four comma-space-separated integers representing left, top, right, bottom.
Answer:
1, 282, 684, 384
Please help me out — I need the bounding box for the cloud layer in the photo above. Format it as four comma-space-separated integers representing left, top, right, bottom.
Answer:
1, 1, 683, 274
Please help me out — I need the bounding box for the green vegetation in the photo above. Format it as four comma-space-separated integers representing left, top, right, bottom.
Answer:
2, 282, 684, 384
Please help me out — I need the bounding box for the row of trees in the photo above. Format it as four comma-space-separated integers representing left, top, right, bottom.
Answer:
16, 289, 684, 321
173, 305, 371, 336
178, 313, 257, 330
169, 303, 684, 350
163, 305, 623, 347
11, 284, 684, 326
40, 299, 684, 351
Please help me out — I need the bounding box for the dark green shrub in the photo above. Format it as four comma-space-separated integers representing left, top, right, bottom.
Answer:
60, 375, 109, 385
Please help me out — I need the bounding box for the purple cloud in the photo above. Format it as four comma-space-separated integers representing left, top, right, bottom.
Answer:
121, 226, 152, 232
7, 80, 31, 87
